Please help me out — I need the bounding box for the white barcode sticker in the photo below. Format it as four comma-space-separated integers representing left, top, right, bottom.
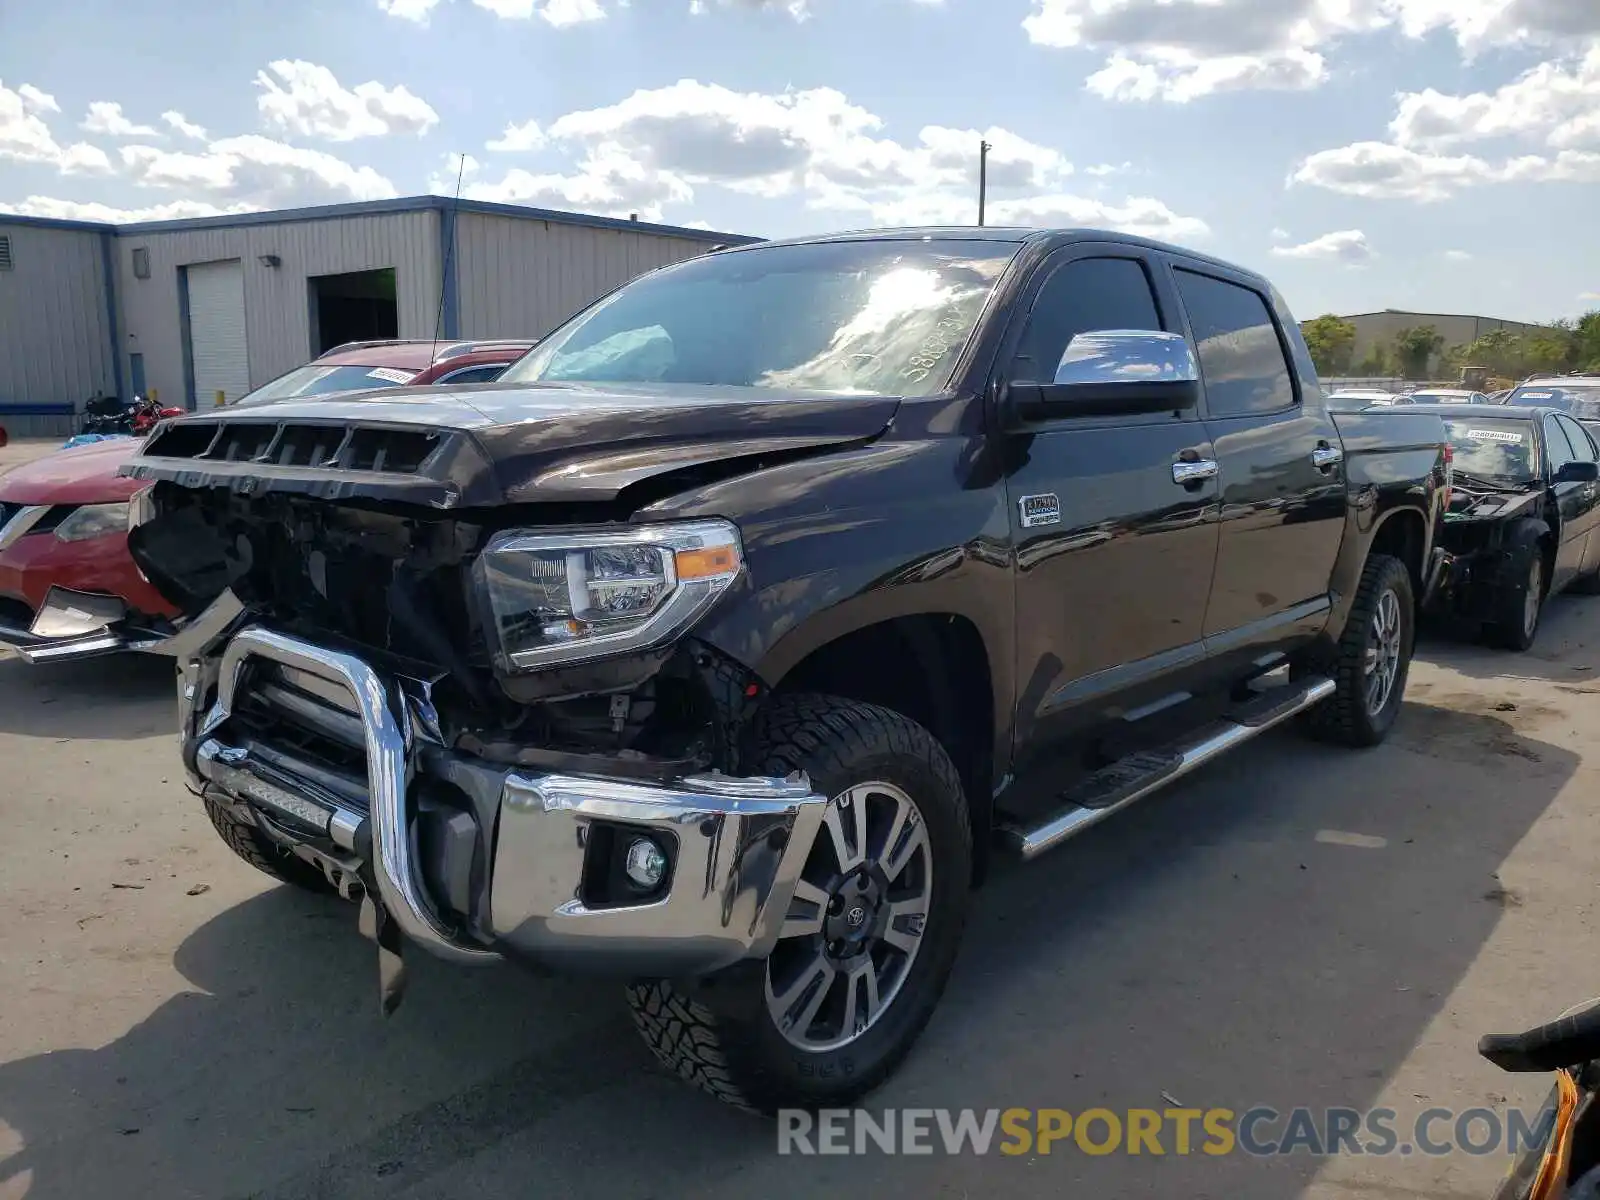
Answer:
1464, 428, 1523, 443
366, 367, 416, 384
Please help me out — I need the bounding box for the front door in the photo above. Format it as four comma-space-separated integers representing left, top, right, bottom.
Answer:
1166, 262, 1347, 666
1544, 414, 1600, 586
1561, 417, 1600, 575
999, 247, 1220, 760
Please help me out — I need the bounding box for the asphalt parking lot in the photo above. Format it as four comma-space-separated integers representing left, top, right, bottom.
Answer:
4, 439, 1600, 1199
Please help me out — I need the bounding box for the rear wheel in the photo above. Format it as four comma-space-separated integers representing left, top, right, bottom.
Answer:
202, 795, 337, 894
1300, 553, 1415, 747
1488, 551, 1545, 652
626, 693, 971, 1113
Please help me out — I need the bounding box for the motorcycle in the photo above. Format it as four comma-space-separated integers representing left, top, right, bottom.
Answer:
131, 394, 186, 434
77, 393, 186, 438
1482, 1002, 1600, 1197
80, 392, 133, 436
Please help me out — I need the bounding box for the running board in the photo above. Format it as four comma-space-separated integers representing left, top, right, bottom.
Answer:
999, 676, 1336, 861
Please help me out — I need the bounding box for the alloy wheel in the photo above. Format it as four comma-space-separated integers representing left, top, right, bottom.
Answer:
1364, 587, 1403, 717
765, 781, 933, 1053
1524, 558, 1544, 639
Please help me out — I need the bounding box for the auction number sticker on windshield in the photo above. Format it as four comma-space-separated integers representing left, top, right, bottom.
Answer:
1518, 391, 1552, 399
367, 367, 415, 384
1464, 428, 1524, 443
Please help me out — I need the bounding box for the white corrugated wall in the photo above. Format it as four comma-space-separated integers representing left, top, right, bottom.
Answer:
116, 211, 440, 408
0, 222, 117, 431
453, 214, 716, 340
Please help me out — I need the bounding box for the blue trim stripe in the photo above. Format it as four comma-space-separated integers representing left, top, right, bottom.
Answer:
177, 265, 197, 411
438, 205, 459, 340
99, 231, 125, 398
1, 196, 761, 245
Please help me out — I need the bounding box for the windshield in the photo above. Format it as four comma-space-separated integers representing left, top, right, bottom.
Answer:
234, 363, 420, 408
1506, 383, 1600, 420
1410, 390, 1473, 403
499, 239, 1020, 397
1442, 418, 1539, 483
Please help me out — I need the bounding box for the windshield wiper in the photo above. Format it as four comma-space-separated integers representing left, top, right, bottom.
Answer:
1452, 470, 1536, 492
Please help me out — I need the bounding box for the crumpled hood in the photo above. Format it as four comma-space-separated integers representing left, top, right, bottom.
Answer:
123, 381, 900, 508
0, 436, 146, 505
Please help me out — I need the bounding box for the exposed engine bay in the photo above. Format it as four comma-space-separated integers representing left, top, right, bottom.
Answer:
130, 482, 761, 781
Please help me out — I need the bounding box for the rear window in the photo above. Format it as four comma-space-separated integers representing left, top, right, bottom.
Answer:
1506, 384, 1600, 420
233, 363, 420, 408
1442, 418, 1539, 482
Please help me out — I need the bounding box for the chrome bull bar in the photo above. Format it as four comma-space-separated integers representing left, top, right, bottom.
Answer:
182, 615, 832, 988
192, 625, 496, 966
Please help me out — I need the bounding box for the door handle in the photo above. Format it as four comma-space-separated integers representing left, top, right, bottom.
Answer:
1172, 459, 1219, 485
1311, 444, 1344, 470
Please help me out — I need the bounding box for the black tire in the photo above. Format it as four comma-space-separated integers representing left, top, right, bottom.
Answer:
626, 693, 972, 1114
1300, 553, 1415, 747
202, 794, 337, 894
1487, 549, 1546, 652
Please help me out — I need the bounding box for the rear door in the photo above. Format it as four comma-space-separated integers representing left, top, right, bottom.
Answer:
1165, 262, 1347, 666
998, 245, 1220, 757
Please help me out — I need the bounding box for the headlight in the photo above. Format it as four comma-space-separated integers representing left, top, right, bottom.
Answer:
54, 502, 131, 542
473, 519, 743, 672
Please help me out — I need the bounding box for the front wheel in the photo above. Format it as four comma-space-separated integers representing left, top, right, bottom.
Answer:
627, 693, 972, 1113
1488, 551, 1545, 652
1300, 553, 1415, 747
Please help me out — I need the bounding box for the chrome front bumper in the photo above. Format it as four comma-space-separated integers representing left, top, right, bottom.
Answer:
0, 586, 168, 663
181, 622, 828, 977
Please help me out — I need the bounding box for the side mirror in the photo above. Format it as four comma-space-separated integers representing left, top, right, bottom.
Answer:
1004, 330, 1201, 425
1556, 460, 1600, 484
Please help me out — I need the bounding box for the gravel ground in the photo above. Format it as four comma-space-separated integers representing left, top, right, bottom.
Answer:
3, 436, 1598, 1199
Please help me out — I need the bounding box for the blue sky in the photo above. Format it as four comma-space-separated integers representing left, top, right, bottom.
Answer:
3, 0, 1598, 323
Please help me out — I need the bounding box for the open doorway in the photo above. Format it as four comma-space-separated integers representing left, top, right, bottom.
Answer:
308, 268, 398, 354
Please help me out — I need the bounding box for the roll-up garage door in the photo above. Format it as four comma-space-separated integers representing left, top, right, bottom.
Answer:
185, 259, 249, 408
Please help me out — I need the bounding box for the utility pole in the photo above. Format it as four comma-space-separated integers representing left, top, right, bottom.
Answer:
978, 139, 991, 226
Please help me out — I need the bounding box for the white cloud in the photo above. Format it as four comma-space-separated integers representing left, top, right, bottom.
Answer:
693, 0, 813, 18
1, 80, 115, 176
1270, 227, 1290, 240
1390, 46, 1600, 151
0, 195, 255, 223
486, 119, 547, 152
459, 79, 1202, 235
379, 0, 604, 21
18, 84, 58, 114
378, 0, 445, 18
1581, 291, 1600, 302
1085, 161, 1133, 176
1024, 0, 1600, 102
1, 79, 66, 164
1270, 228, 1374, 264
1444, 249, 1473, 260
1293, 139, 1600, 200
119, 135, 396, 206
82, 101, 160, 137
255, 60, 439, 141
57, 143, 114, 175
162, 110, 207, 140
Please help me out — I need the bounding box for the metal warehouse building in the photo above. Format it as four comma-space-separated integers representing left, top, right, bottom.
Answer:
0, 197, 758, 435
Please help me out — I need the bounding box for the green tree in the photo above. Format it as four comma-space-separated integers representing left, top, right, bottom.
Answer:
1394, 325, 1446, 380
1573, 310, 1600, 371
1299, 314, 1358, 377
1524, 334, 1574, 375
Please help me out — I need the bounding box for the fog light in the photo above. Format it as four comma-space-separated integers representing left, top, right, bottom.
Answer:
623, 837, 668, 890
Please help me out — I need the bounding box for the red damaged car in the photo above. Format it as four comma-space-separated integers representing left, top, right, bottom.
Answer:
0, 338, 535, 662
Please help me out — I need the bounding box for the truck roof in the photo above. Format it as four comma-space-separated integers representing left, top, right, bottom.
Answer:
727, 226, 1257, 282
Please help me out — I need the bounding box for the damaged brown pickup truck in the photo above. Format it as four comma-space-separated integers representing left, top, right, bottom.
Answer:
121, 227, 1451, 1113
